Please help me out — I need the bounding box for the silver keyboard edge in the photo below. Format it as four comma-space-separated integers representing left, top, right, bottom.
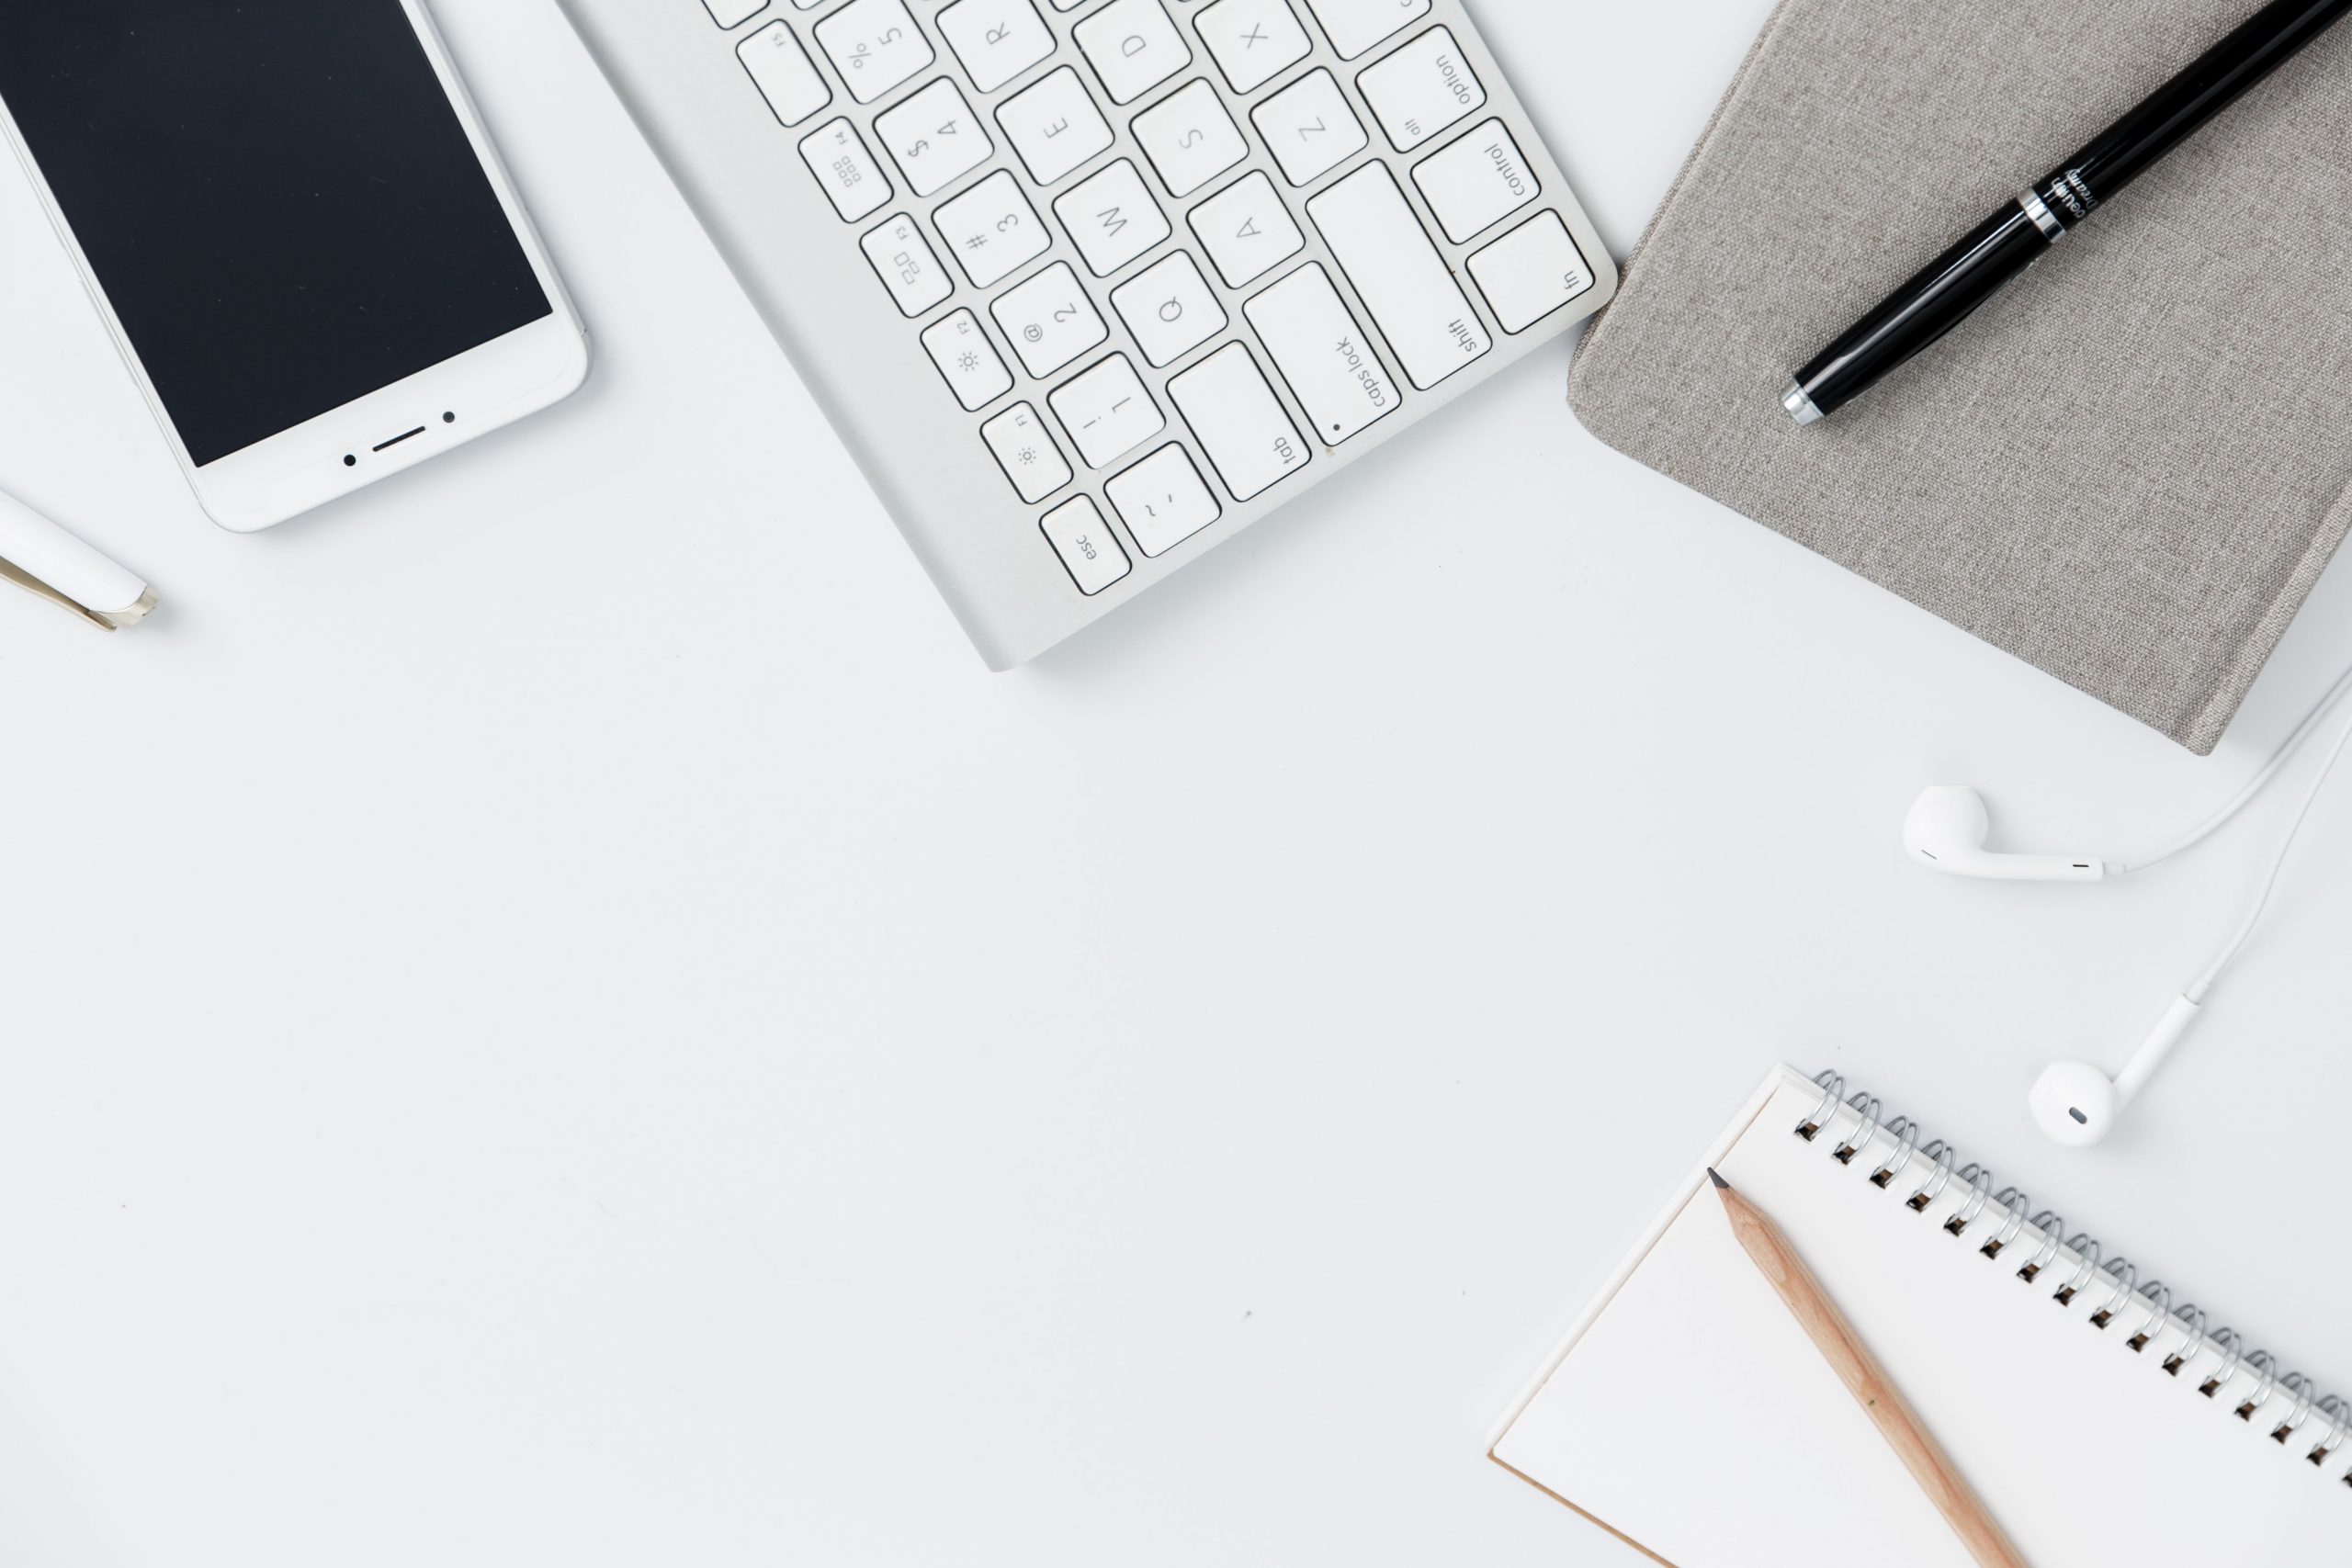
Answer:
557, 0, 1619, 668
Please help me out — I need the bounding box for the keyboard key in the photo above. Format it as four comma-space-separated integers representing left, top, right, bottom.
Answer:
1073, 0, 1193, 105
938, 0, 1055, 93
1053, 160, 1170, 277
997, 66, 1114, 185
1354, 27, 1484, 152
1196, 0, 1313, 94
876, 78, 992, 197
798, 118, 892, 220
738, 23, 831, 127
1244, 263, 1398, 443
1131, 80, 1248, 198
1107, 445, 1222, 557
1040, 496, 1131, 594
922, 309, 1015, 409
1110, 251, 1227, 367
1411, 118, 1538, 243
1166, 343, 1309, 499
981, 401, 1074, 502
936, 170, 1051, 287
1251, 70, 1368, 186
991, 261, 1109, 377
1189, 172, 1305, 287
1306, 163, 1489, 389
1049, 354, 1164, 467
1301, 0, 1431, 58
1468, 210, 1594, 333
705, 0, 766, 28
815, 0, 935, 103
860, 212, 955, 315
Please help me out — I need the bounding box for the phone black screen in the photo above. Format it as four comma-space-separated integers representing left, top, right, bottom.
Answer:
0, 1, 553, 466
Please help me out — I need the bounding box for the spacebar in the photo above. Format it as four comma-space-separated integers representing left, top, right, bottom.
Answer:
1307, 164, 1492, 390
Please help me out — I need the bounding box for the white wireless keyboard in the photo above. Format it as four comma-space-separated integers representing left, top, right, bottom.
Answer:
559, 0, 1616, 666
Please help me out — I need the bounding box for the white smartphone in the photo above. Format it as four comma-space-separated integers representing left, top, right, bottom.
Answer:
0, 0, 588, 532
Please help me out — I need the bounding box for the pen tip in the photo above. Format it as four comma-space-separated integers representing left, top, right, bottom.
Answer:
1707, 1168, 1729, 1190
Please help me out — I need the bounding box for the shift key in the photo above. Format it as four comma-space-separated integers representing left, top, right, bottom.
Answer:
1243, 263, 1401, 446
1308, 164, 1491, 389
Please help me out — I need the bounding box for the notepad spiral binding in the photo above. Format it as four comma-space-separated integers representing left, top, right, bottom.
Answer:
1796, 1070, 2350, 1491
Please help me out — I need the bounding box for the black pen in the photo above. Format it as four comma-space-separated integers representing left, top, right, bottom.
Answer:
1783, 0, 2352, 426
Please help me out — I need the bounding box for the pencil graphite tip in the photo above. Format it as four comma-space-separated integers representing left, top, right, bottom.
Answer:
1707, 1168, 1729, 1190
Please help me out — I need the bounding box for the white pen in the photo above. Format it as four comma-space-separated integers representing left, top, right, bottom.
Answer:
0, 487, 156, 631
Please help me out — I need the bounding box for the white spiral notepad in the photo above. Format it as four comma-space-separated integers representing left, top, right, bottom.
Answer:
1489, 1065, 2346, 1565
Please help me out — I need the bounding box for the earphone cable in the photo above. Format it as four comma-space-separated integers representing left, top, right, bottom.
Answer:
2117, 660, 2352, 874
2188, 697, 2352, 1000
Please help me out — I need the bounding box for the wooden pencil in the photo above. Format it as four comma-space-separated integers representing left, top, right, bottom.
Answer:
1708, 1168, 2030, 1568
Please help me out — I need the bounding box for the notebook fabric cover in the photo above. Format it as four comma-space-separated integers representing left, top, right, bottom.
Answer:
1568, 0, 2352, 753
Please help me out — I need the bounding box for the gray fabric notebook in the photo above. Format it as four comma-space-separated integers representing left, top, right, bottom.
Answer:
1568, 0, 2352, 753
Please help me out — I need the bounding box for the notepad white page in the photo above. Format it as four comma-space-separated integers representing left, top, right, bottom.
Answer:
1488, 1065, 2346, 1565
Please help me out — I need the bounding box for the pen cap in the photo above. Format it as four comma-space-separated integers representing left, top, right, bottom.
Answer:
0, 488, 150, 619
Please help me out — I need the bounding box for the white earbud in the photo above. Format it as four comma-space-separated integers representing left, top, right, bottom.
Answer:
2028, 995, 2201, 1146
1908, 668, 2352, 1148
1902, 785, 2107, 882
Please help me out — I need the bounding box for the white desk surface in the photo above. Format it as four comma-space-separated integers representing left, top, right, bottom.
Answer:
4, 4, 2347, 1562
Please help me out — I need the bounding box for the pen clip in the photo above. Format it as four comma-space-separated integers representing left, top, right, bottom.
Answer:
0, 488, 156, 631
0, 551, 157, 631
